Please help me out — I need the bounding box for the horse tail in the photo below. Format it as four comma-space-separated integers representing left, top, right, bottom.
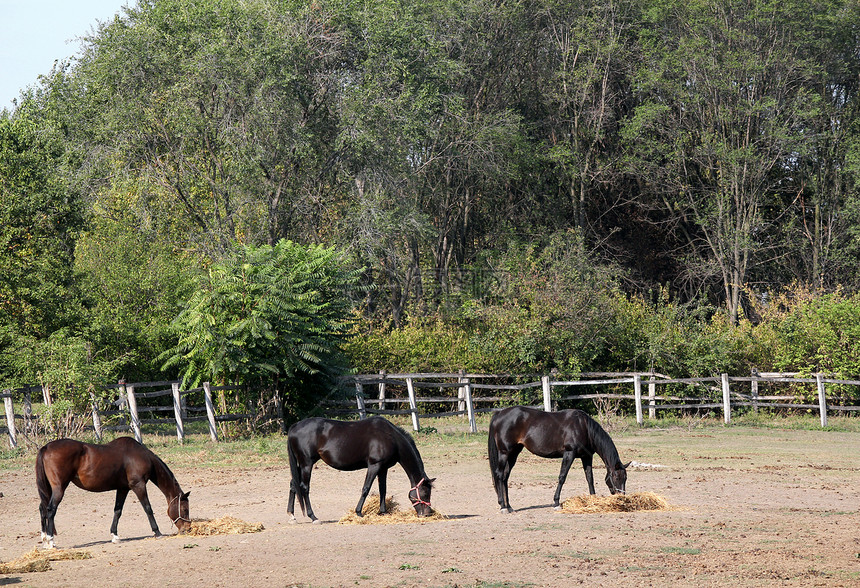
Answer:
487, 415, 500, 481
287, 435, 306, 516
35, 445, 51, 505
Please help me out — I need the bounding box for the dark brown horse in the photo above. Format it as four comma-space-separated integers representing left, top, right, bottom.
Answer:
287, 417, 435, 523
488, 406, 629, 513
35, 437, 190, 548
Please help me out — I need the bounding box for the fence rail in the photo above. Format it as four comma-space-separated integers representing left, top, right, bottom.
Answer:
3, 370, 859, 448
0, 380, 251, 449
338, 370, 860, 433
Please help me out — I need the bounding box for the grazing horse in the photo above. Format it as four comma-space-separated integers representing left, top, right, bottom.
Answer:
488, 406, 629, 513
35, 437, 191, 548
287, 416, 435, 523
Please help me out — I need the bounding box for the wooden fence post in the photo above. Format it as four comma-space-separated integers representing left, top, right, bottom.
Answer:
541, 375, 552, 412
203, 382, 219, 442
3, 392, 16, 449
172, 382, 185, 443
378, 370, 387, 410
463, 378, 477, 433
125, 383, 142, 443
355, 381, 366, 419
750, 371, 759, 413
89, 391, 102, 441
721, 373, 731, 424
816, 373, 828, 428
405, 377, 420, 432
457, 369, 466, 416
634, 374, 643, 425
648, 375, 656, 420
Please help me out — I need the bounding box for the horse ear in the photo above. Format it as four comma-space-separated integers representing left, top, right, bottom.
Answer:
622, 462, 631, 469
182, 491, 191, 499
428, 478, 436, 485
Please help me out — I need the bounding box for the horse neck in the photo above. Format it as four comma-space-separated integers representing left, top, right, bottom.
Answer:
586, 418, 622, 470
395, 432, 427, 485
150, 455, 182, 501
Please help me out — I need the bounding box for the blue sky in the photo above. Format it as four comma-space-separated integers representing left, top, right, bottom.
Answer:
1, 0, 129, 110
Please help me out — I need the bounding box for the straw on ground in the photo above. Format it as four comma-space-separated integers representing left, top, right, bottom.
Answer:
186, 516, 264, 536
0, 548, 91, 574
338, 495, 447, 525
558, 491, 673, 514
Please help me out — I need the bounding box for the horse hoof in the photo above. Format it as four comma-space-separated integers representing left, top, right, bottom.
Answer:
289, 516, 297, 525
311, 519, 321, 525
500, 507, 512, 514
553, 505, 562, 511
111, 534, 120, 544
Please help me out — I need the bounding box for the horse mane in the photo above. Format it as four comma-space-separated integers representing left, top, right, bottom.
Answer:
583, 414, 622, 469
147, 449, 181, 494
390, 423, 431, 485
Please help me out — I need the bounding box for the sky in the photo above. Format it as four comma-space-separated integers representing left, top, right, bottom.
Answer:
0, 0, 129, 110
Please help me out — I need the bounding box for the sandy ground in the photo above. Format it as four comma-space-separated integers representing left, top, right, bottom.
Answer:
1, 425, 859, 587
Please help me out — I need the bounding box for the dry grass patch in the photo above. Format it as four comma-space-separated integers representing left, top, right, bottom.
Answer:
186, 516, 265, 536
0, 548, 91, 574
558, 491, 673, 514
338, 495, 448, 525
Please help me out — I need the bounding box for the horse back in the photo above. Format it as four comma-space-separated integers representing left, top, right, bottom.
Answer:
40, 437, 148, 493
490, 406, 591, 457
288, 417, 400, 471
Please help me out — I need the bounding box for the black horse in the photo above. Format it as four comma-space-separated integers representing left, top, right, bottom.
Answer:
488, 406, 629, 513
35, 437, 191, 548
287, 416, 435, 523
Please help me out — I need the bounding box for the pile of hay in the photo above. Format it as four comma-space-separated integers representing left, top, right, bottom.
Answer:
0, 548, 91, 574
186, 516, 265, 536
558, 491, 673, 514
338, 495, 447, 525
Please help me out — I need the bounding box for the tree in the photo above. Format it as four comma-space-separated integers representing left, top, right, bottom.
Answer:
0, 105, 84, 341
160, 240, 361, 420
625, 0, 829, 323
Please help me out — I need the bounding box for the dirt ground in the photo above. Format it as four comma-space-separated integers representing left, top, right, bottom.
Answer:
1, 423, 859, 587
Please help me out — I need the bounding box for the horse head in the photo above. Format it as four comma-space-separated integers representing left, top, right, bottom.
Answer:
408, 478, 435, 517
605, 462, 630, 495
169, 491, 192, 533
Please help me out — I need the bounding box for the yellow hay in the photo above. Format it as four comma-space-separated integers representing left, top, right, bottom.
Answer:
0, 548, 91, 574
338, 494, 447, 525
558, 491, 673, 514
186, 516, 265, 536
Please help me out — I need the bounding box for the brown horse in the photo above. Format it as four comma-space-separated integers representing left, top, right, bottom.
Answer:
35, 437, 190, 548
287, 417, 435, 523
488, 406, 629, 513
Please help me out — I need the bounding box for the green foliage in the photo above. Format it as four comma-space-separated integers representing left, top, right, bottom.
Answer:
75, 219, 196, 381
0, 327, 127, 410
757, 287, 860, 378
0, 106, 84, 340
161, 240, 361, 412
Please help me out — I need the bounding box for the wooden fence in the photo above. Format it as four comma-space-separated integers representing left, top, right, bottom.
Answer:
336, 370, 860, 433
0, 380, 250, 449
3, 370, 859, 448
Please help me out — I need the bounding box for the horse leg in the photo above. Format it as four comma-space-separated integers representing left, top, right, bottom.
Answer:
287, 479, 298, 523
42, 485, 66, 549
130, 483, 162, 537
495, 445, 522, 513
110, 488, 129, 543
295, 465, 318, 524
376, 468, 389, 515
553, 450, 575, 508
355, 464, 381, 517
581, 454, 596, 494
